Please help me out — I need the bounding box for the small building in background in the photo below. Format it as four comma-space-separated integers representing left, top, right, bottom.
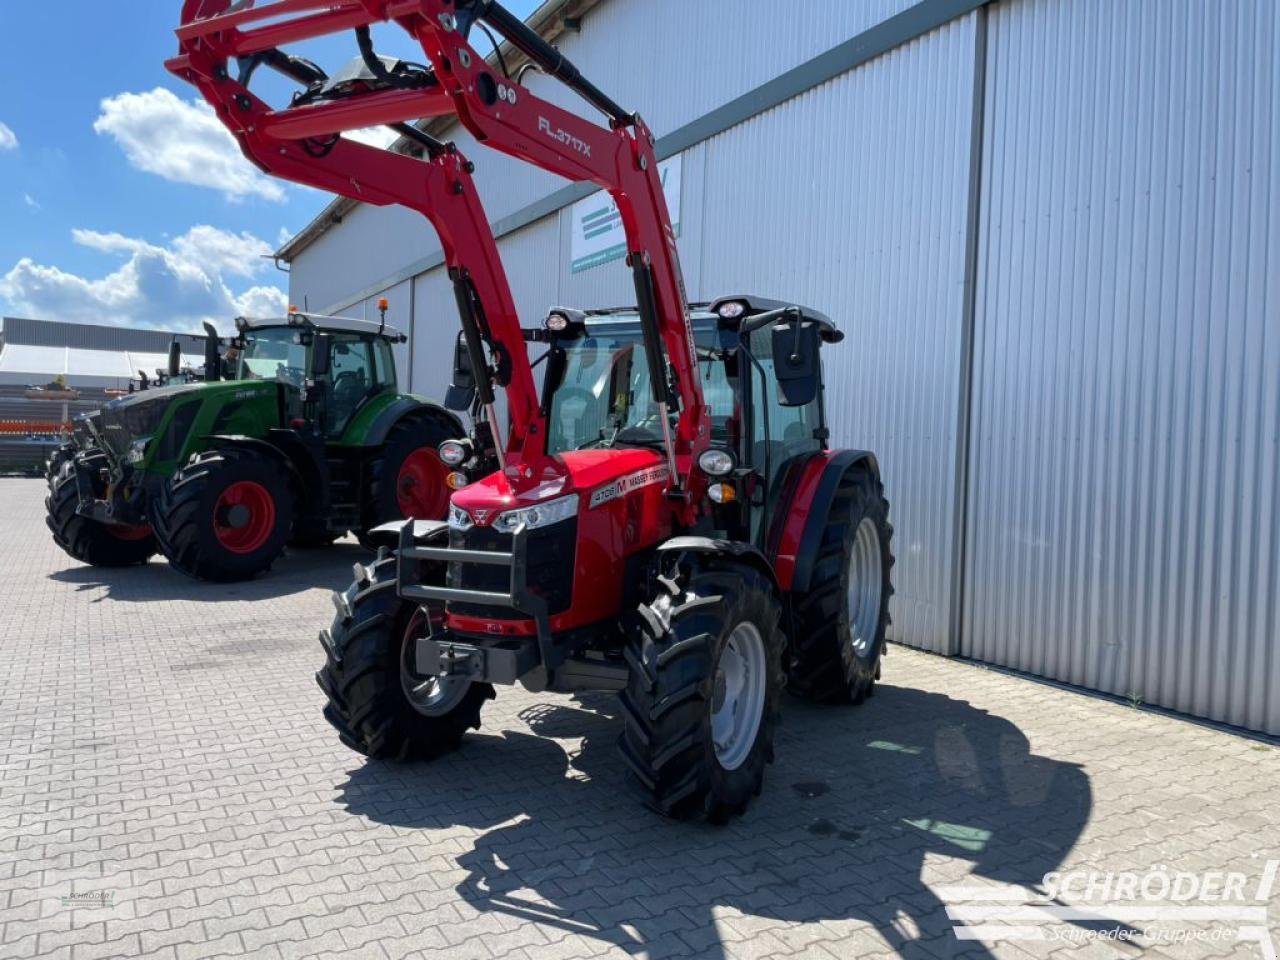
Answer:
0, 317, 215, 473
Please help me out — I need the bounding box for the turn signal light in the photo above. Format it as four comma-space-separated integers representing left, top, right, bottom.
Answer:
446, 471, 468, 490
707, 482, 736, 504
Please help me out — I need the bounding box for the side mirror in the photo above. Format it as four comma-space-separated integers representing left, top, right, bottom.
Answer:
444, 331, 477, 412
167, 340, 182, 378
312, 333, 332, 378
770, 316, 821, 407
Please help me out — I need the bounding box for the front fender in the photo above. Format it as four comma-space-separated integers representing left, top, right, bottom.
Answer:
656, 535, 781, 594
774, 449, 880, 594
364, 517, 449, 548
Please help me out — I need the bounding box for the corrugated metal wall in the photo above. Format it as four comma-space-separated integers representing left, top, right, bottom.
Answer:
694, 17, 979, 652
289, 0, 915, 310
963, 0, 1279, 732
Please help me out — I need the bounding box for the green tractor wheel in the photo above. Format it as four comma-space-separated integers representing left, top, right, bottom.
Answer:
360, 415, 455, 544
45, 453, 157, 567
45, 442, 77, 490
152, 447, 295, 582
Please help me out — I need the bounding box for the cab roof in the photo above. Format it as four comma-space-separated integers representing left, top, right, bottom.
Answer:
235, 313, 407, 341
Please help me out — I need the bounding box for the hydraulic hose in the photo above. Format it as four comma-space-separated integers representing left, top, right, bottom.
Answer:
471, 0, 631, 124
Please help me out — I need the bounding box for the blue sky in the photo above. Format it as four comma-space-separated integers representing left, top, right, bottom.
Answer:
0, 0, 539, 330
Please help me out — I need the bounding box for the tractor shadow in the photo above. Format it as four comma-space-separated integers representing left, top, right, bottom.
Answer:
47, 539, 370, 603
338, 682, 1096, 960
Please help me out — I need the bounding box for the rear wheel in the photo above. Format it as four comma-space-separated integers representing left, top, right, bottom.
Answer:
619, 553, 783, 821
152, 448, 294, 581
45, 454, 156, 566
317, 554, 492, 760
361, 416, 454, 543
788, 464, 894, 704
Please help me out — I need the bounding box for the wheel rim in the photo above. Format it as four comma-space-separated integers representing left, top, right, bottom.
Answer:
847, 516, 884, 659
711, 621, 767, 771
399, 607, 470, 717
212, 480, 276, 554
396, 448, 449, 519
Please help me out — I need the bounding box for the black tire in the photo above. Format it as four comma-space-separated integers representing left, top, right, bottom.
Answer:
45, 455, 156, 566
45, 442, 76, 489
152, 447, 294, 582
619, 553, 784, 822
317, 554, 493, 759
361, 414, 456, 537
787, 463, 894, 704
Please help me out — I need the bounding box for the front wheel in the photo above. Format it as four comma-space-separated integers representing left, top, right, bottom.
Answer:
619, 553, 783, 821
788, 463, 894, 703
45, 456, 156, 566
317, 554, 493, 760
152, 448, 294, 582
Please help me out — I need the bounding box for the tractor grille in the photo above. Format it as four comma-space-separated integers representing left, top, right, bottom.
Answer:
447, 519, 577, 619
97, 397, 168, 460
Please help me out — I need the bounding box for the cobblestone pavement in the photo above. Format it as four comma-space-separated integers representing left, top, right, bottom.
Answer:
1, 476, 1277, 960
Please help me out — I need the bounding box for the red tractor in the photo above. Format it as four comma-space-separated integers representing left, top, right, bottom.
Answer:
172, 0, 893, 820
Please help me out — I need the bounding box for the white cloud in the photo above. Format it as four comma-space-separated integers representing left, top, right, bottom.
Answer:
23, 193, 40, 210
0, 121, 16, 150
0, 225, 287, 331
93, 88, 285, 202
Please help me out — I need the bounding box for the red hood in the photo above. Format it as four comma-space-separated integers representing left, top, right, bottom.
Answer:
452, 448, 665, 519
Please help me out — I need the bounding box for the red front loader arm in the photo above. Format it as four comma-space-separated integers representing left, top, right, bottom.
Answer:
167, 0, 708, 508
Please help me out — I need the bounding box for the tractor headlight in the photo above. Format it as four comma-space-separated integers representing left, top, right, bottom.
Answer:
438, 439, 470, 466
697, 448, 735, 477
492, 493, 578, 533
126, 438, 150, 464
448, 502, 473, 531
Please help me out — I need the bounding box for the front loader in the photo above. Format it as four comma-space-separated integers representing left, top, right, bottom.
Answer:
172, 0, 894, 819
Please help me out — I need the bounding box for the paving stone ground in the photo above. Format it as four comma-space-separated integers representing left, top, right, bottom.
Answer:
1, 476, 1277, 960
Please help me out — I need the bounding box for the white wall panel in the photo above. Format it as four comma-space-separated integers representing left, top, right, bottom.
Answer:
696, 17, 978, 652
964, 0, 1280, 733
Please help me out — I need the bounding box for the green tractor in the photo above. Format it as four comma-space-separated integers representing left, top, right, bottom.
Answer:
46, 309, 472, 581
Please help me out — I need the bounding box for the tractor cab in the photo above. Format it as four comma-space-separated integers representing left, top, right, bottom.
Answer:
530, 297, 841, 548
232, 312, 405, 439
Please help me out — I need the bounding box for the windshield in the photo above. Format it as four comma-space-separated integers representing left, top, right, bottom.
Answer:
545, 323, 735, 454
238, 327, 307, 386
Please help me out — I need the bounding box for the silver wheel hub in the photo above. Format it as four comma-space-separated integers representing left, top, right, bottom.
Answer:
847, 516, 884, 659
400, 611, 470, 717
711, 622, 767, 770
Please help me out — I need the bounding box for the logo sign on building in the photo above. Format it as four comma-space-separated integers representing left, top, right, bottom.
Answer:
570, 155, 681, 273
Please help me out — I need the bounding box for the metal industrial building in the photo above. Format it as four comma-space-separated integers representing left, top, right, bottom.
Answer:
278, 0, 1279, 734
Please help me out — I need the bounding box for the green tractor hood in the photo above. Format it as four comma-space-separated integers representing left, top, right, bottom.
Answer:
87, 379, 281, 474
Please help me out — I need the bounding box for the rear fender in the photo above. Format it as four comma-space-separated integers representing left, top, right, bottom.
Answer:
773, 450, 880, 594
361, 399, 465, 448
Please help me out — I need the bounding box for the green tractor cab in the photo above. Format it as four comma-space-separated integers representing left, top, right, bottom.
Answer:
46, 310, 472, 581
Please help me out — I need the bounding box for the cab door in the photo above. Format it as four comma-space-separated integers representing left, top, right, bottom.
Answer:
746, 326, 823, 545
324, 336, 378, 438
